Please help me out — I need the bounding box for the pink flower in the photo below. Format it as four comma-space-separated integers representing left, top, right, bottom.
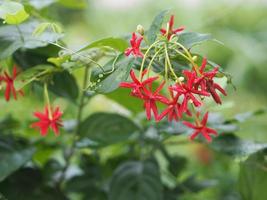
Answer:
183, 112, 217, 142
160, 15, 185, 40
31, 106, 63, 136
125, 32, 143, 57
0, 67, 24, 101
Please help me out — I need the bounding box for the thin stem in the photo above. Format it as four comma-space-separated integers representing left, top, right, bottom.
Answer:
146, 47, 164, 78
171, 41, 201, 75
49, 42, 104, 71
139, 40, 161, 80
56, 65, 91, 188
164, 45, 179, 82
44, 83, 52, 119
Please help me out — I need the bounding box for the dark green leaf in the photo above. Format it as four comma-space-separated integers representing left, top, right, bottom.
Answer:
79, 37, 128, 52
49, 71, 79, 101
0, 136, 35, 182
79, 112, 140, 146
147, 10, 169, 44
238, 149, 267, 200
109, 159, 162, 200
210, 134, 267, 157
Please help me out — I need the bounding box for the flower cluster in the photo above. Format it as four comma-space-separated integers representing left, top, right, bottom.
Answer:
122, 15, 227, 142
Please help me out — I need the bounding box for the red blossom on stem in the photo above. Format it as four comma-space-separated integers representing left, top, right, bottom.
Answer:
160, 15, 185, 40
0, 67, 24, 101
31, 106, 63, 136
125, 32, 143, 57
170, 70, 210, 113
183, 112, 217, 142
195, 58, 227, 104
120, 69, 168, 120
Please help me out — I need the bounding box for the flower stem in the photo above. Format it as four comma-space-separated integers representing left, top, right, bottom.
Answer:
56, 65, 91, 189
44, 83, 52, 119
139, 40, 160, 80
146, 47, 164, 78
164, 45, 180, 82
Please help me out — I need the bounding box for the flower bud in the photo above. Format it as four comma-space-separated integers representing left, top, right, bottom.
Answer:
136, 24, 144, 36
192, 56, 198, 62
178, 76, 184, 82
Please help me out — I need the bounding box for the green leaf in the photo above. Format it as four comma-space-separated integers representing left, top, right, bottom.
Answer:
33, 22, 63, 36
78, 37, 128, 52
0, 136, 35, 182
79, 112, 140, 146
178, 32, 218, 49
0, 20, 63, 59
0, 2, 29, 25
106, 88, 143, 113
49, 71, 79, 101
0, 167, 67, 200
210, 134, 267, 158
147, 10, 169, 44
109, 159, 163, 200
58, 0, 87, 9
238, 149, 267, 200
91, 54, 135, 93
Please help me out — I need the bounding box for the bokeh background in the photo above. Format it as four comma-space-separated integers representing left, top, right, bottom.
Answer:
0, 0, 266, 199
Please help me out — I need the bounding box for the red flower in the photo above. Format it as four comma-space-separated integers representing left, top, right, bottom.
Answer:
31, 106, 63, 136
195, 58, 227, 104
160, 15, 185, 40
158, 89, 192, 122
120, 69, 168, 120
125, 32, 143, 57
141, 81, 168, 120
170, 70, 209, 113
0, 67, 24, 101
119, 69, 158, 98
183, 112, 217, 142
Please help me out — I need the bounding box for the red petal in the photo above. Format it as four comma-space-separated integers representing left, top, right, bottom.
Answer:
200, 57, 207, 73
4, 82, 11, 101
201, 112, 209, 126
169, 15, 174, 30
190, 131, 200, 140
183, 121, 197, 129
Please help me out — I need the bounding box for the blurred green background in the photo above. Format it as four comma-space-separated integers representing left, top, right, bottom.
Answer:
0, 0, 266, 199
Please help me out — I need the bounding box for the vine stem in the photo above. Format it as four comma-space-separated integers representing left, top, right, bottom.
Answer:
139, 40, 160, 80
56, 65, 90, 189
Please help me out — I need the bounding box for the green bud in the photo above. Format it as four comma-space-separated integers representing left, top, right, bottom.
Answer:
136, 24, 144, 36
192, 56, 198, 62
